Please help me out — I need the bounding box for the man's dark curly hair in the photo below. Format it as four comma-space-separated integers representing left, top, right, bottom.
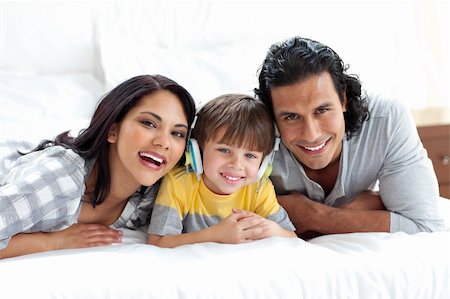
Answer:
255, 37, 369, 138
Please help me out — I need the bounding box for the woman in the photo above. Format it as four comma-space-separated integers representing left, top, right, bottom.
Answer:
0, 74, 196, 258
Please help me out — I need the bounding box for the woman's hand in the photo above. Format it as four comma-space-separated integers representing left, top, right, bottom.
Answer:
0, 224, 122, 259
49, 223, 123, 250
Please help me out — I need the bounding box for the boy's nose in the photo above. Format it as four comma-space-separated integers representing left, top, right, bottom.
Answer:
229, 156, 243, 170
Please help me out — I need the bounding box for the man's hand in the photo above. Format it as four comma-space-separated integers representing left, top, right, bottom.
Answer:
277, 193, 322, 235
277, 191, 389, 238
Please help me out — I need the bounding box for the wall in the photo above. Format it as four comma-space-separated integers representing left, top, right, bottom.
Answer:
0, 1, 448, 125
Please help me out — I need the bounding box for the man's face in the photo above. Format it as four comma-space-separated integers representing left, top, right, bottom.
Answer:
270, 71, 347, 171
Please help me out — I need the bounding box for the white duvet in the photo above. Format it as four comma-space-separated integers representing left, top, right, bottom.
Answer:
1, 6, 450, 297
1, 228, 449, 299
1, 67, 449, 299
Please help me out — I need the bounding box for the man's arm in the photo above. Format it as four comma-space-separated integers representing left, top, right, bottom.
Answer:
0, 224, 122, 259
339, 190, 386, 210
376, 101, 444, 233
278, 191, 390, 237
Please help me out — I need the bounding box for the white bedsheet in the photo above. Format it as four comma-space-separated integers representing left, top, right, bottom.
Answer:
1, 5, 449, 297
1, 131, 449, 298
0, 229, 449, 299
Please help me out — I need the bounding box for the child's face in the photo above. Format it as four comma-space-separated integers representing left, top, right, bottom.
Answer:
201, 128, 264, 195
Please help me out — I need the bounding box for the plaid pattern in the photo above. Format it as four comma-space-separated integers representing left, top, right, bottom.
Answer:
0, 141, 159, 249
112, 182, 159, 231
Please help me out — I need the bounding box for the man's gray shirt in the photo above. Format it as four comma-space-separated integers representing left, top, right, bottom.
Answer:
270, 95, 445, 233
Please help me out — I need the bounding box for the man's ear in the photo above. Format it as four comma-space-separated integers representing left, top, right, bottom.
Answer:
107, 123, 118, 143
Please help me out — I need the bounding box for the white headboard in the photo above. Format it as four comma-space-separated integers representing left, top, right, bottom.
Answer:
1, 1, 449, 143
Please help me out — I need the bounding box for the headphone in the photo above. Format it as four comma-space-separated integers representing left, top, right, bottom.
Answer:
185, 118, 280, 182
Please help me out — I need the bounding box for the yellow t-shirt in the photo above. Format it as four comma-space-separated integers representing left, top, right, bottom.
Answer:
148, 167, 294, 235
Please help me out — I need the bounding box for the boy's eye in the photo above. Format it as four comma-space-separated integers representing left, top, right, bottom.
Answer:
217, 148, 230, 154
245, 153, 257, 159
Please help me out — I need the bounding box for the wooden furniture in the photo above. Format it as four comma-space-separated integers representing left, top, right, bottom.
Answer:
417, 124, 450, 198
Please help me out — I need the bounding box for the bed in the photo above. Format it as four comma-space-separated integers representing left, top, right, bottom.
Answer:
1, 2, 450, 298
1, 75, 449, 299
0, 225, 449, 298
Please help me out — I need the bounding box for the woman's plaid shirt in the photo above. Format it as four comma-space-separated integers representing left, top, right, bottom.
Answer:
0, 141, 158, 250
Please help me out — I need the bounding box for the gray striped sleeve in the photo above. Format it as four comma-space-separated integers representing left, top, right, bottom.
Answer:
148, 204, 183, 236
267, 207, 296, 231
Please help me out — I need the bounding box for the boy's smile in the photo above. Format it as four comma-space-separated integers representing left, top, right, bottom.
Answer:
201, 128, 263, 195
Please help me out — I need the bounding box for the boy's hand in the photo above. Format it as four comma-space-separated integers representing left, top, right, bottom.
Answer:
233, 208, 296, 239
210, 210, 268, 244
248, 218, 296, 239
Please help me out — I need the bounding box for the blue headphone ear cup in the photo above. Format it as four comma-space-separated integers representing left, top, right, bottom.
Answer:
256, 154, 271, 182
255, 136, 280, 183
188, 139, 203, 179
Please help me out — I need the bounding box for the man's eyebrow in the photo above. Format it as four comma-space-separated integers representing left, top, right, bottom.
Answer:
276, 101, 335, 116
277, 110, 296, 117
140, 111, 188, 129
316, 102, 333, 109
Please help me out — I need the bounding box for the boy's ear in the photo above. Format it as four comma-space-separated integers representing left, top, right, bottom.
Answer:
107, 123, 118, 143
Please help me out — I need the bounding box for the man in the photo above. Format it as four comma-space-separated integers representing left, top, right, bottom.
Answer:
255, 36, 444, 237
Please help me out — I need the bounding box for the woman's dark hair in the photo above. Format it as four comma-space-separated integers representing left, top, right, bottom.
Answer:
255, 36, 369, 138
29, 74, 196, 207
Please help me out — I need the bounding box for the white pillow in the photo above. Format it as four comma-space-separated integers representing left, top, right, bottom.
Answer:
0, 71, 104, 144
99, 31, 270, 106
94, 1, 274, 106
0, 2, 97, 74
438, 197, 450, 231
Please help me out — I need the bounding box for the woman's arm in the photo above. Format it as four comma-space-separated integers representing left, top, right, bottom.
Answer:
0, 224, 122, 259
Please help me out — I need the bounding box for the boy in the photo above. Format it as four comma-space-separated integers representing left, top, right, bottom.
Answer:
148, 94, 296, 247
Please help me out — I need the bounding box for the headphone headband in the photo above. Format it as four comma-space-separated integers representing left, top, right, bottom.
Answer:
185, 128, 280, 183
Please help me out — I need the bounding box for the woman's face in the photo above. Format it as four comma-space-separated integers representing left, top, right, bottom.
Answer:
107, 90, 189, 191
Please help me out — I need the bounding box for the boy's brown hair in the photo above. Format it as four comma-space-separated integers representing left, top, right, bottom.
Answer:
192, 94, 275, 156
